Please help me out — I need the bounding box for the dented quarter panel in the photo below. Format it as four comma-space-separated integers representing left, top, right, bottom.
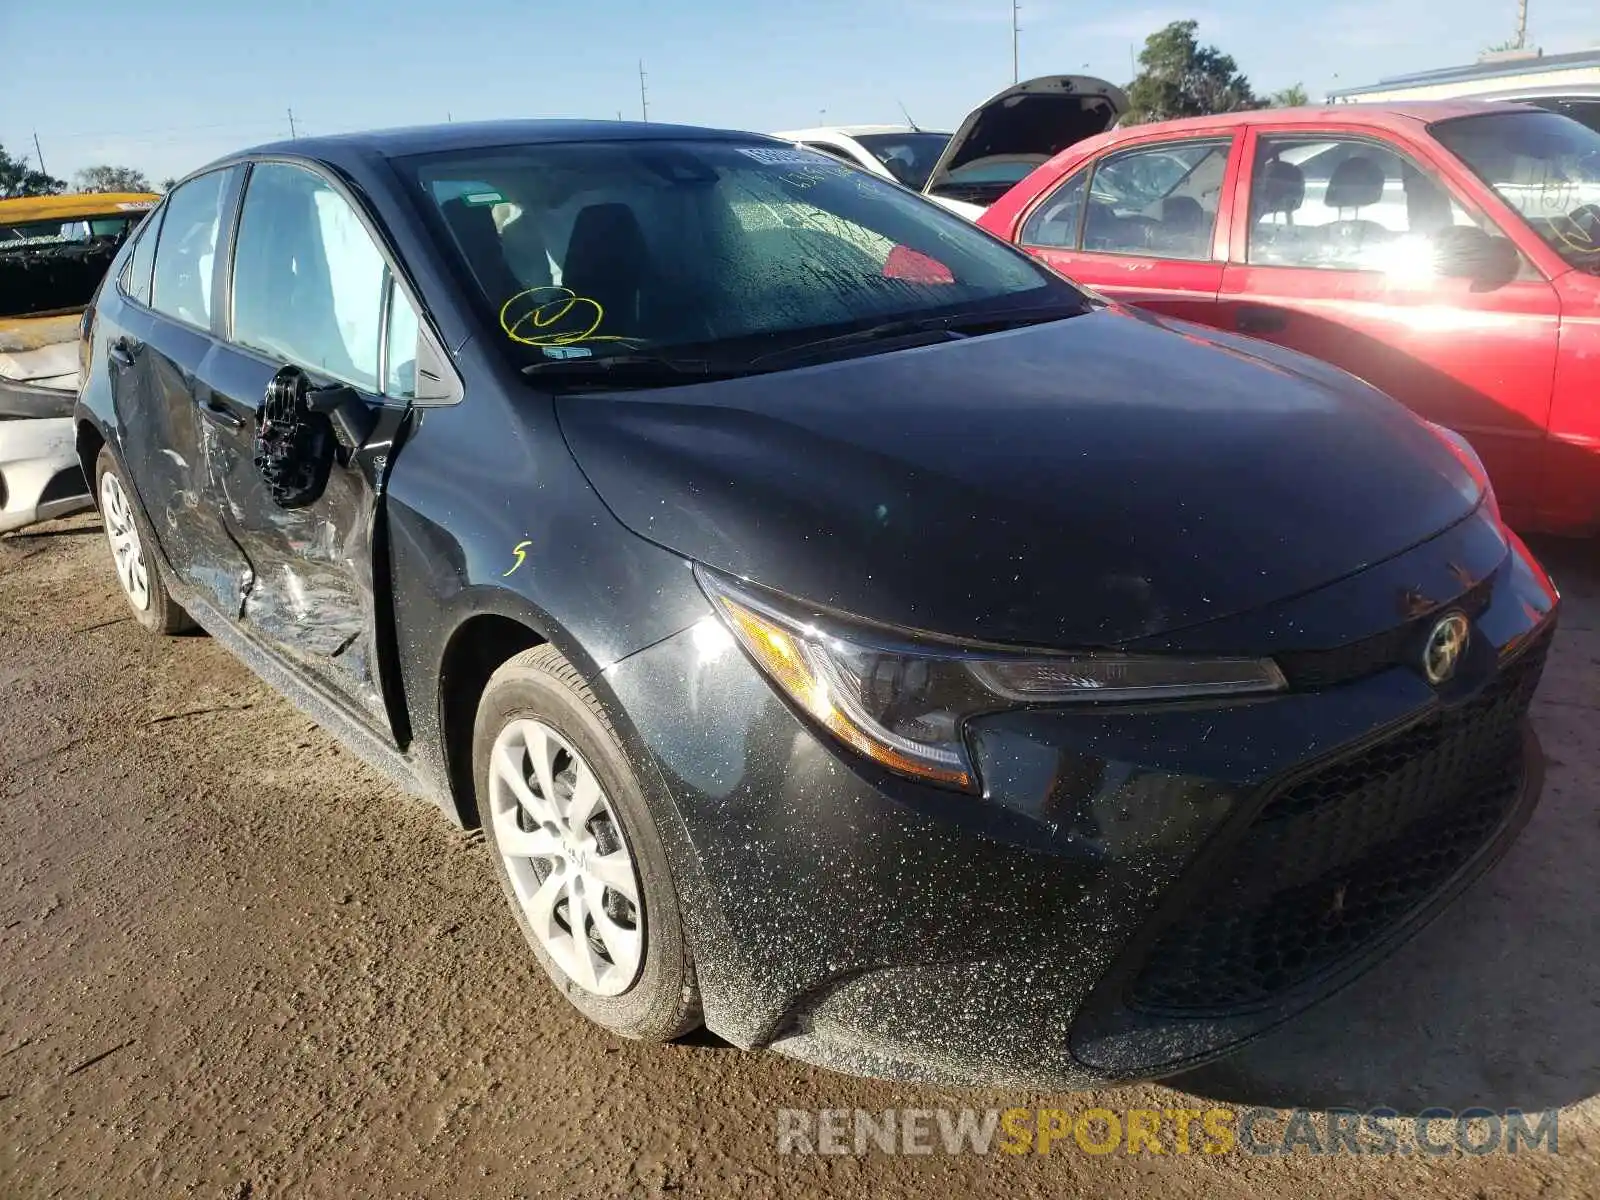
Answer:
110, 306, 252, 617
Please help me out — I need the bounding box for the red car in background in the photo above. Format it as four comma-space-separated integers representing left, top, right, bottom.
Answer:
976, 102, 1600, 535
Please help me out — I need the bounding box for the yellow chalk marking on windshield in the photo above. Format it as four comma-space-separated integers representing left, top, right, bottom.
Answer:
499, 286, 633, 347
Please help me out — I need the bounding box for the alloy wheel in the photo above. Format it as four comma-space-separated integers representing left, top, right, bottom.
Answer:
489, 718, 645, 996
99, 471, 150, 612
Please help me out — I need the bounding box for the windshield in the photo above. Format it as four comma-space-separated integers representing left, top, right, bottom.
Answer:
399, 138, 1073, 370
852, 132, 952, 190
0, 210, 146, 319
1432, 110, 1600, 273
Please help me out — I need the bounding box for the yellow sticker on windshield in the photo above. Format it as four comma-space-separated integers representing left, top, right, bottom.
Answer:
499, 286, 632, 347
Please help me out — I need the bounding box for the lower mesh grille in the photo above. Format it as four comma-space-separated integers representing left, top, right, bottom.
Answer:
1128, 632, 1549, 1016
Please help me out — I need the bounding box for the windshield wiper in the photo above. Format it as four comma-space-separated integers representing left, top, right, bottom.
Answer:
748, 303, 1090, 369
520, 354, 751, 389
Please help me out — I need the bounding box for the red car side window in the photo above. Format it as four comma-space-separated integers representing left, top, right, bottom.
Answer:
1019, 168, 1089, 249
1246, 134, 1499, 272
1022, 139, 1232, 262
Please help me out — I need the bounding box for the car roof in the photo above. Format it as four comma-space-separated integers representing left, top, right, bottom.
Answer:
1095, 99, 1538, 143
0, 192, 161, 223
232, 119, 774, 167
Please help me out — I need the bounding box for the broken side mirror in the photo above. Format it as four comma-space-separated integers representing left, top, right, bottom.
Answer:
1434, 226, 1520, 291
254, 366, 339, 508
304, 380, 380, 461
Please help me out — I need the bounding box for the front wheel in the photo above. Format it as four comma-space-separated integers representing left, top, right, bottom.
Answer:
472, 644, 700, 1041
94, 447, 194, 635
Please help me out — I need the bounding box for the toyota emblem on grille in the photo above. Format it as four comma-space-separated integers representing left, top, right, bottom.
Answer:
1423, 612, 1471, 685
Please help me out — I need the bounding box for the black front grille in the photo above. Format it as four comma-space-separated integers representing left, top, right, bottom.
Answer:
1275, 575, 1495, 690
1128, 631, 1549, 1016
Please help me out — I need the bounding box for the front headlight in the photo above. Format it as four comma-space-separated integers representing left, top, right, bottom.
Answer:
697, 568, 1286, 793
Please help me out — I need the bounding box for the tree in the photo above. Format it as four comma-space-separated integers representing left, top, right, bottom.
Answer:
1268, 83, 1310, 108
73, 164, 153, 194
159, 177, 178, 193
1124, 20, 1257, 124
0, 143, 67, 198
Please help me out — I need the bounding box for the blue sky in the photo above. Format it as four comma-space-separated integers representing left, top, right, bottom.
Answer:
2, 0, 1596, 187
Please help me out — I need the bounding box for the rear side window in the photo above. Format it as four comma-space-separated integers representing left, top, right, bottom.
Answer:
230, 162, 387, 391
121, 206, 162, 305
1083, 139, 1231, 260
1020, 168, 1088, 248
151, 170, 233, 328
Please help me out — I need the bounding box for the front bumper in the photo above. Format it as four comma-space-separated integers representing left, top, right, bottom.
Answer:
600, 511, 1559, 1088
0, 414, 91, 535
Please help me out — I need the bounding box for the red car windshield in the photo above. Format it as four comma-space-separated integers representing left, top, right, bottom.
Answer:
1433, 109, 1600, 274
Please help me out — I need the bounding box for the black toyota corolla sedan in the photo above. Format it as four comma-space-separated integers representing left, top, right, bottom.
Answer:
75, 120, 1559, 1088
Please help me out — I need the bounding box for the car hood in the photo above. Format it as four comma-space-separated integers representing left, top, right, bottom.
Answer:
557, 307, 1482, 648
923, 75, 1127, 203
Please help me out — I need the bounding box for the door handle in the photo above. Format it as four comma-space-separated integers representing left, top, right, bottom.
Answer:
1236, 305, 1287, 334
195, 392, 245, 429
108, 339, 135, 367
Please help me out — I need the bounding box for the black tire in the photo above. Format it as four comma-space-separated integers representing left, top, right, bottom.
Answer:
94, 446, 194, 635
473, 644, 701, 1041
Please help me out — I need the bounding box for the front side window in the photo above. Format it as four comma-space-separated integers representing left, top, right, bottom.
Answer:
1082, 139, 1231, 261
151, 169, 234, 328
399, 139, 1076, 371
231, 162, 388, 391
1432, 110, 1600, 274
1247, 135, 1495, 272
384, 283, 421, 399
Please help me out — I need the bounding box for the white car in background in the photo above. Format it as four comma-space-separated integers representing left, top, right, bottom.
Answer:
1, 193, 156, 534
775, 74, 1127, 219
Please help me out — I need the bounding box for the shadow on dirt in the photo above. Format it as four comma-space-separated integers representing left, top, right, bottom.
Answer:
1172, 536, 1599, 1114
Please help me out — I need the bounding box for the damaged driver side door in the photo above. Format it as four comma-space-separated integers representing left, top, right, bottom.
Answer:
199, 160, 423, 735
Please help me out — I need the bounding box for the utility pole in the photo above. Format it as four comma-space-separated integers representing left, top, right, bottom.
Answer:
638, 61, 649, 122
1011, 0, 1020, 84
287, 108, 298, 138
1515, 0, 1528, 49
31, 131, 48, 176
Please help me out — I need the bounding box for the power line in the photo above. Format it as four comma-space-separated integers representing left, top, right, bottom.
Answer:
30, 117, 288, 143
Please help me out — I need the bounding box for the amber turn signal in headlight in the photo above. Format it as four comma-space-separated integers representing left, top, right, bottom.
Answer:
697, 568, 1285, 794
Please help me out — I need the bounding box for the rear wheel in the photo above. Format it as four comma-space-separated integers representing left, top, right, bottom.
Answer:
94, 447, 193, 635
473, 644, 700, 1040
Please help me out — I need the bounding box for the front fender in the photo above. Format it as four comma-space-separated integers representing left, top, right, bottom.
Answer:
381, 370, 711, 811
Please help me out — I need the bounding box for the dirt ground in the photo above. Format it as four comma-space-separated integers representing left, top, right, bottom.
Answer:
1, 514, 1596, 1199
